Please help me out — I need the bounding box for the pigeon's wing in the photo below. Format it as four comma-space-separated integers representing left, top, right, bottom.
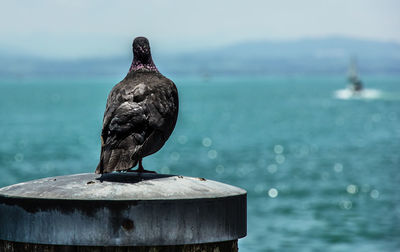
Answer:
135, 78, 179, 157
96, 83, 149, 173
107, 101, 148, 146
100, 85, 125, 144
96, 82, 157, 173
106, 80, 178, 143
96, 78, 178, 174
100, 82, 146, 140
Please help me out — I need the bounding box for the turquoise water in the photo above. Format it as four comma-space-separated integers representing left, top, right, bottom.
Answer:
0, 75, 399, 251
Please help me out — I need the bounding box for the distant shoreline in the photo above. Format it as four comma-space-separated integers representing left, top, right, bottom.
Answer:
1, 37, 400, 77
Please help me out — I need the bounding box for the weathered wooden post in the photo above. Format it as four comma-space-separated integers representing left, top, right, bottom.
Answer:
0, 173, 246, 251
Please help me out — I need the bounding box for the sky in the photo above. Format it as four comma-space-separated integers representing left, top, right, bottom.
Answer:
1, 0, 399, 59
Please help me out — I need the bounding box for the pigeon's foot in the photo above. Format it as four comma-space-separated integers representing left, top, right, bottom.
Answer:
127, 158, 157, 174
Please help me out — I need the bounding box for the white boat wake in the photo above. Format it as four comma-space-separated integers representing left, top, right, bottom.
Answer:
334, 88, 382, 100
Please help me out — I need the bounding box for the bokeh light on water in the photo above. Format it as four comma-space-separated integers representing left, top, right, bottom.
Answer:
0, 75, 399, 251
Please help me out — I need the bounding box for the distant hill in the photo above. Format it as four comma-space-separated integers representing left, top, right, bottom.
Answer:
1, 37, 400, 77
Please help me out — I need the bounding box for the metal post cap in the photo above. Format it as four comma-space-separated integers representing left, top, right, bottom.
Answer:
0, 173, 247, 246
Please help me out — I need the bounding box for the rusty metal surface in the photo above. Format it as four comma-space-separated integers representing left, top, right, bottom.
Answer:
0, 239, 238, 252
0, 173, 246, 246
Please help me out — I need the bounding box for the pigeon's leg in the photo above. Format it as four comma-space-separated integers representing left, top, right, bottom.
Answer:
128, 159, 156, 173
138, 159, 144, 171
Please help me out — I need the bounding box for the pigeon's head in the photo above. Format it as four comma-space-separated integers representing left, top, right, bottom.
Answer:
133, 37, 152, 63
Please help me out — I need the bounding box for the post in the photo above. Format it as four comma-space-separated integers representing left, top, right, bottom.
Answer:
0, 173, 246, 251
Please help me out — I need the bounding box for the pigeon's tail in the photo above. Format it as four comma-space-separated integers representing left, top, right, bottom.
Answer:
95, 137, 139, 174
96, 147, 138, 174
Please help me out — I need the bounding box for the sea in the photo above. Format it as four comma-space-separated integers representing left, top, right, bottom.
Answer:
0, 74, 399, 251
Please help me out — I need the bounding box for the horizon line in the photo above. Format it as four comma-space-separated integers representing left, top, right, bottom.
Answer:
1, 35, 400, 61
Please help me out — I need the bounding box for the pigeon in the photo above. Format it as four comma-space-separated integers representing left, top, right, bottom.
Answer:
96, 37, 179, 174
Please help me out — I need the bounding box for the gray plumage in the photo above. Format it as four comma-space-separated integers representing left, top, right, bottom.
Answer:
96, 37, 179, 174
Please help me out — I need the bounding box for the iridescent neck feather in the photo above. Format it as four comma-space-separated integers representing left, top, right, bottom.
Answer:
128, 57, 158, 73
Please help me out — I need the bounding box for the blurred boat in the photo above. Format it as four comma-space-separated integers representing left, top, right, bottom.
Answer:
334, 58, 382, 100
347, 58, 363, 94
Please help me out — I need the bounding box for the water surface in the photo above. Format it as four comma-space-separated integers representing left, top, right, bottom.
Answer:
0, 75, 399, 251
